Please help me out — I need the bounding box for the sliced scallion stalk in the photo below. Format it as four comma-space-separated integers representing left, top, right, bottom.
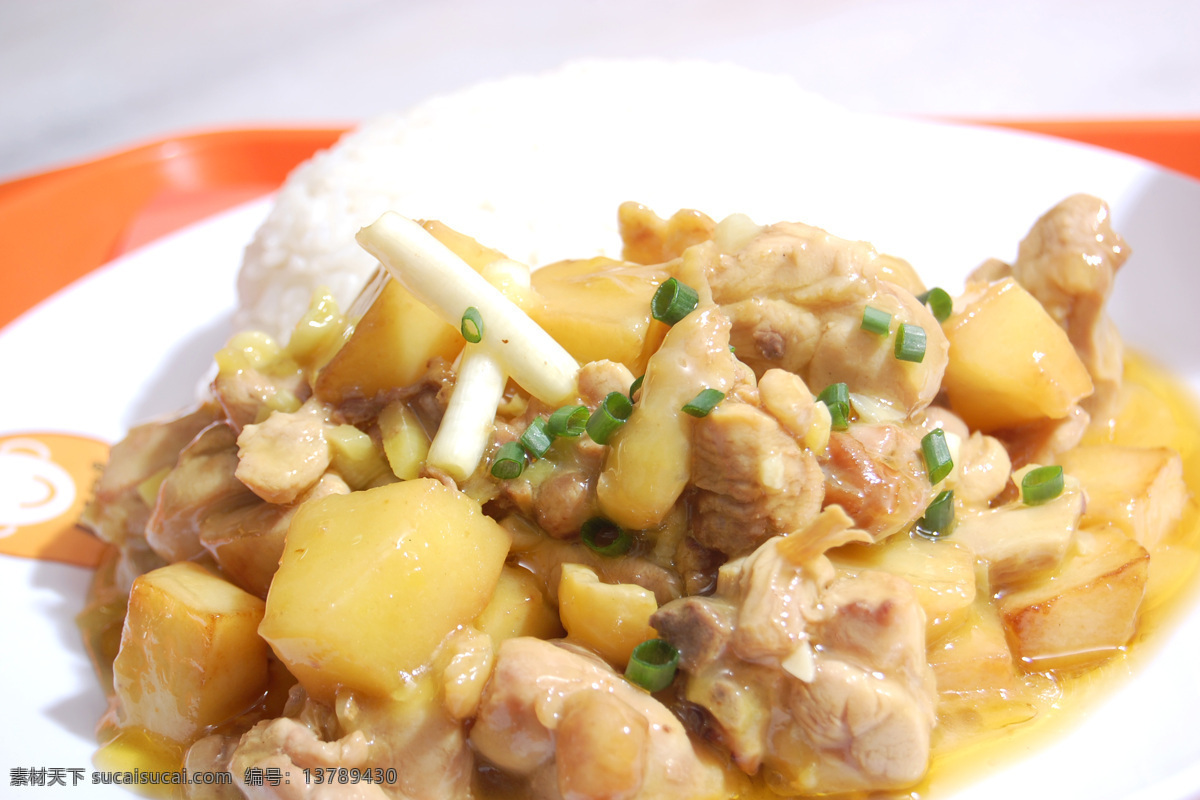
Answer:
914, 490, 955, 539
921, 428, 953, 484
651, 278, 700, 325
629, 374, 645, 401
547, 404, 589, 438
586, 391, 634, 444
460, 306, 483, 343
580, 516, 633, 557
625, 638, 680, 692
917, 287, 953, 323
817, 382, 851, 431
1022, 465, 1065, 505
682, 388, 725, 417
894, 323, 927, 363
490, 441, 526, 479
861, 305, 892, 335
519, 417, 553, 459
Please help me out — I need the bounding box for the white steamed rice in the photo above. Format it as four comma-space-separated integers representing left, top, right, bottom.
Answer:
235, 59, 847, 338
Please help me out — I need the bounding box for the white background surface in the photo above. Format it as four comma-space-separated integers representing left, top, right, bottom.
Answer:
3, 0, 1200, 180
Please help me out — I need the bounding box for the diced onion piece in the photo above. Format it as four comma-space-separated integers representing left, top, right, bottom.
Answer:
921, 428, 954, 485
860, 305, 892, 335
581, 517, 633, 557
356, 212, 578, 405
895, 323, 927, 363
817, 382, 851, 431
625, 639, 680, 692
651, 278, 700, 325
426, 343, 507, 482
1021, 465, 1065, 506
681, 388, 725, 418
490, 441, 526, 480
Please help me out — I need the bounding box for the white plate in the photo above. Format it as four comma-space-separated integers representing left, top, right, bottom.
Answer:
2, 104, 1200, 798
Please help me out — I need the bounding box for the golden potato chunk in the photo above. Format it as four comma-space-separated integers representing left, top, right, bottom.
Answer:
474, 565, 564, 643
998, 525, 1149, 667
113, 562, 268, 743
928, 594, 1017, 696
559, 563, 658, 667
259, 479, 511, 702
1058, 445, 1187, 550
942, 279, 1093, 432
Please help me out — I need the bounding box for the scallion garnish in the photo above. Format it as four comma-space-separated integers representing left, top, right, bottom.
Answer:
682, 388, 725, 417
519, 417, 553, 458
917, 287, 953, 323
461, 306, 483, 343
586, 391, 634, 444
625, 638, 680, 692
861, 305, 892, 335
547, 404, 589, 438
894, 323, 927, 363
651, 278, 700, 325
1021, 465, 1065, 505
581, 516, 633, 557
921, 428, 953, 484
914, 490, 955, 539
490, 441, 526, 479
629, 374, 645, 401
817, 382, 851, 431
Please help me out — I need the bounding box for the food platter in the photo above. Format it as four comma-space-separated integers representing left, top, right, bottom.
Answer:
2, 74, 1199, 797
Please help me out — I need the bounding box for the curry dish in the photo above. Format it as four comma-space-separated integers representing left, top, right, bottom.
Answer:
78, 196, 1199, 799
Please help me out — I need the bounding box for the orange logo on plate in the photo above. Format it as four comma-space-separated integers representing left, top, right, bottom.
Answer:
0, 432, 110, 567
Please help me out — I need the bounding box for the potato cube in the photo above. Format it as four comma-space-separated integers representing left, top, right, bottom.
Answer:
1058, 445, 1187, 550
315, 276, 463, 404
831, 534, 977, 644
998, 525, 1149, 667
530, 258, 670, 375
942, 279, 1093, 432
928, 596, 1017, 695
559, 563, 658, 667
474, 565, 564, 643
113, 562, 268, 743
259, 479, 510, 702
953, 472, 1084, 588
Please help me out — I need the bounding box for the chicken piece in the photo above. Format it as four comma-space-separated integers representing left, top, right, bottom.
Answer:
81, 403, 220, 546
516, 537, 684, 606
577, 359, 636, 407
470, 637, 728, 800
690, 401, 825, 557
997, 404, 1091, 468
618, 202, 717, 265
1012, 194, 1129, 420
819, 423, 933, 540
706, 222, 947, 416
533, 470, 595, 539
212, 365, 309, 433
652, 534, 937, 794
236, 399, 332, 504
145, 422, 257, 564
953, 431, 1012, 507
230, 716, 386, 800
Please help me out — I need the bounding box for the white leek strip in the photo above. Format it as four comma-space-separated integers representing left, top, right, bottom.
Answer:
427, 343, 508, 481
356, 212, 579, 405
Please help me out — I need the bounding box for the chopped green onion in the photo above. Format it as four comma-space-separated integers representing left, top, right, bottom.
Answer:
894, 323, 927, 363
581, 517, 633, 557
817, 382, 850, 431
461, 306, 483, 343
914, 490, 955, 539
860, 305, 892, 335
651, 278, 700, 325
629, 374, 645, 401
587, 391, 633, 444
682, 388, 725, 417
921, 428, 953, 484
519, 417, 553, 458
490, 441, 526, 479
1022, 465, 1065, 506
625, 638, 680, 692
547, 404, 589, 438
917, 287, 953, 323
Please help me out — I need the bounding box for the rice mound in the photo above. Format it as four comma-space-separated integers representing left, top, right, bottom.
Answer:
236, 59, 846, 338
